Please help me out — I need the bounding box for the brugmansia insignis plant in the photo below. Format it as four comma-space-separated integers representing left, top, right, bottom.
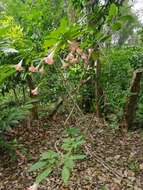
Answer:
29, 135, 86, 187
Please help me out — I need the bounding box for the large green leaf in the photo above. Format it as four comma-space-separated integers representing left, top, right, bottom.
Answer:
40, 150, 59, 160
64, 156, 74, 169
61, 166, 70, 185
112, 22, 121, 31
120, 15, 135, 22
109, 3, 118, 19
0, 65, 15, 85
29, 161, 47, 172
71, 155, 86, 160
36, 168, 52, 184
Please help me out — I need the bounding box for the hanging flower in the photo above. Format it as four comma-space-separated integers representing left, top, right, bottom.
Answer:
81, 53, 88, 63
65, 53, 78, 64
65, 53, 74, 62
70, 57, 78, 64
88, 48, 94, 59
39, 66, 44, 74
44, 51, 54, 65
68, 41, 79, 53
27, 183, 38, 190
13, 60, 24, 72
29, 65, 39, 73
88, 48, 94, 54
31, 87, 38, 96
76, 47, 83, 55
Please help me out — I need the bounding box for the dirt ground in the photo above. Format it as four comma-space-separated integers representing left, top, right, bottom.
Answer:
0, 114, 143, 190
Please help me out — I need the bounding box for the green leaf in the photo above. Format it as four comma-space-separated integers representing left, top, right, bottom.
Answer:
36, 168, 52, 184
109, 3, 118, 18
0, 65, 15, 85
72, 155, 86, 160
112, 22, 121, 31
98, 34, 111, 43
120, 15, 134, 22
64, 157, 74, 169
40, 150, 58, 160
66, 127, 80, 136
29, 161, 47, 172
62, 166, 70, 185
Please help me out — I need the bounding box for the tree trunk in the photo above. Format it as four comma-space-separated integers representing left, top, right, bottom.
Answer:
26, 75, 38, 120
119, 69, 143, 131
95, 58, 104, 119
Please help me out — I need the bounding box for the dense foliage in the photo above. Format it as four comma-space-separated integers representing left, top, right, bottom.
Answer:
0, 0, 143, 188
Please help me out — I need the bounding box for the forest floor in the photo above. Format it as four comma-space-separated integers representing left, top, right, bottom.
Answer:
0, 114, 143, 190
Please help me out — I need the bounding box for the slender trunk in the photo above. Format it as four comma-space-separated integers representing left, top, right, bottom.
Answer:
95, 58, 104, 119
82, 59, 95, 112
119, 69, 143, 131
26, 75, 38, 120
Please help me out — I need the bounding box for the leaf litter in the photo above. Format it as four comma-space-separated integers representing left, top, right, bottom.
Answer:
0, 114, 143, 190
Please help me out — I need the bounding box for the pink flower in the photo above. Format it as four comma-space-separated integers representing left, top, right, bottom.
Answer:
44, 51, 54, 65
68, 41, 79, 53
39, 66, 44, 74
29, 65, 39, 73
13, 60, 24, 72
27, 183, 38, 190
81, 53, 87, 60
81, 53, 88, 63
65, 53, 74, 62
31, 87, 38, 96
70, 57, 78, 64
76, 47, 83, 55
65, 53, 78, 64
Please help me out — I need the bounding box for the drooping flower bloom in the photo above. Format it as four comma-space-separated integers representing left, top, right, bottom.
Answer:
39, 66, 44, 74
65, 53, 74, 62
27, 183, 38, 190
29, 65, 39, 73
44, 51, 54, 65
65, 53, 78, 64
31, 87, 38, 96
70, 57, 78, 64
88, 48, 94, 54
76, 47, 83, 55
68, 41, 79, 53
81, 53, 88, 63
88, 48, 94, 59
13, 60, 24, 72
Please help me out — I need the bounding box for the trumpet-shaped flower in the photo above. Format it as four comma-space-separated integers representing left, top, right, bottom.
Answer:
70, 57, 78, 64
65, 53, 74, 62
65, 53, 78, 64
39, 66, 44, 74
31, 87, 38, 96
81, 53, 88, 63
88, 48, 94, 59
68, 41, 79, 53
44, 51, 54, 65
13, 60, 24, 72
29, 65, 39, 73
76, 47, 83, 55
